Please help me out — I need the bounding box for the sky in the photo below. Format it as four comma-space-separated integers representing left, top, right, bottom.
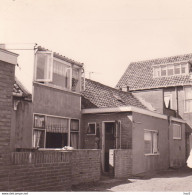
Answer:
1, 0, 192, 92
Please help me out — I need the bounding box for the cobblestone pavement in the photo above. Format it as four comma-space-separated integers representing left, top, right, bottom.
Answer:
72, 166, 192, 192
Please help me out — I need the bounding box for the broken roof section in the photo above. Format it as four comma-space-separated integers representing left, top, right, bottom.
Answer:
13, 77, 32, 101
82, 79, 147, 110
116, 53, 192, 91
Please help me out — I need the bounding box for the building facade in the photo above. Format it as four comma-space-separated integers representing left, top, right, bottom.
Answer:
116, 53, 192, 158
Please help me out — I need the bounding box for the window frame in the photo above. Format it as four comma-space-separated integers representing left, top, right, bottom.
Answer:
34, 51, 53, 82
152, 62, 189, 78
172, 124, 182, 140
184, 86, 192, 113
164, 93, 173, 109
87, 122, 96, 135
144, 129, 159, 156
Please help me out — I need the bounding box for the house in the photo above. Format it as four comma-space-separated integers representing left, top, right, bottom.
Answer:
7, 44, 84, 150
116, 53, 192, 160
81, 79, 185, 175
11, 78, 32, 151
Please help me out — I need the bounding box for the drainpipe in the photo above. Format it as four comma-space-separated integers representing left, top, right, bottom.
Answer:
175, 87, 179, 117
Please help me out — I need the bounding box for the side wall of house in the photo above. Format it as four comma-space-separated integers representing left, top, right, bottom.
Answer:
0, 54, 16, 190
81, 112, 132, 149
33, 82, 81, 119
0, 60, 15, 157
132, 112, 169, 175
133, 89, 164, 114
11, 100, 33, 150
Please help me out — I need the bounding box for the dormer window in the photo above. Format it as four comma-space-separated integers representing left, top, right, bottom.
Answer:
153, 62, 189, 78
34, 51, 82, 92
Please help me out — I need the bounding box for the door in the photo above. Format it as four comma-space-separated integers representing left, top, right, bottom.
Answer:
102, 122, 116, 173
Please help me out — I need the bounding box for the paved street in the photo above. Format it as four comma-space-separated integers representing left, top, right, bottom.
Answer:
72, 166, 192, 192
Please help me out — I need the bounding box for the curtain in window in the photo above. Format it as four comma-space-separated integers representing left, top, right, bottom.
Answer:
33, 130, 44, 148
71, 119, 79, 131
71, 132, 78, 149
185, 87, 192, 112
164, 95, 171, 108
152, 133, 158, 153
46, 116, 69, 133
144, 131, 152, 154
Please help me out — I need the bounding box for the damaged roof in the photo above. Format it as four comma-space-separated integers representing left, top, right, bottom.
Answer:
13, 77, 32, 100
116, 53, 192, 91
82, 79, 147, 110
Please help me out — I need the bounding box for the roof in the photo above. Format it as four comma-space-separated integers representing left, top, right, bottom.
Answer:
82, 79, 147, 110
37, 46, 84, 67
116, 53, 192, 91
13, 77, 32, 100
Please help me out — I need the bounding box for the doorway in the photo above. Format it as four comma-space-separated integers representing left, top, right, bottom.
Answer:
102, 122, 116, 173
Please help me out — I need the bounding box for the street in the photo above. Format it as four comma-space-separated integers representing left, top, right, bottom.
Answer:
72, 166, 192, 192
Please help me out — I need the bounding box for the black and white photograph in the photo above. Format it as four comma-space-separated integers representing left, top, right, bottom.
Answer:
1, 0, 192, 193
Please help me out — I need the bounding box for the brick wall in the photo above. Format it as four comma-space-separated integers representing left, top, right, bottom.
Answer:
0, 149, 101, 191
81, 113, 132, 149
71, 150, 101, 185
0, 61, 15, 161
109, 149, 132, 178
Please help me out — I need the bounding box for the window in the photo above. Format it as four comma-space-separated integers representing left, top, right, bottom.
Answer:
164, 94, 172, 109
174, 64, 180, 75
153, 66, 160, 77
35, 51, 53, 82
70, 119, 79, 149
184, 86, 192, 113
181, 63, 189, 74
152, 62, 189, 78
144, 130, 158, 155
87, 123, 96, 135
51, 59, 72, 90
72, 68, 80, 92
34, 51, 81, 92
167, 65, 174, 76
33, 114, 70, 148
33, 115, 45, 148
173, 124, 181, 139
161, 66, 167, 76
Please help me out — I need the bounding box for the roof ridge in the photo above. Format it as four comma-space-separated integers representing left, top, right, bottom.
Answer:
85, 78, 132, 94
129, 53, 192, 65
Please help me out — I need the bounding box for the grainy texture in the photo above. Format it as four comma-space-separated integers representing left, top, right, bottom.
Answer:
116, 53, 192, 90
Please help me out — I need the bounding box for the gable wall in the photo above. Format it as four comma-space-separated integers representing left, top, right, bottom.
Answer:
132, 112, 169, 175
133, 89, 164, 114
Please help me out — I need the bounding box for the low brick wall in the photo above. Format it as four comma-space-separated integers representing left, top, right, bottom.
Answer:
71, 149, 101, 185
0, 149, 101, 191
110, 149, 132, 178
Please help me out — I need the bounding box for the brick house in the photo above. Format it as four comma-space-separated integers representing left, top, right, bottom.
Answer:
81, 79, 185, 175
0, 47, 101, 191
8, 45, 84, 150
116, 53, 192, 161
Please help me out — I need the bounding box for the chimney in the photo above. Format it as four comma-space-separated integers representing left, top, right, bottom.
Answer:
0, 44, 6, 49
122, 86, 129, 92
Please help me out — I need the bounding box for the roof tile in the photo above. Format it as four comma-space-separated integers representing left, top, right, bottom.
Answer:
116, 53, 192, 90
82, 79, 147, 109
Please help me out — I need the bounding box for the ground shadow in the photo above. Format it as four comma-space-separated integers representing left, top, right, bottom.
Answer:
71, 166, 192, 192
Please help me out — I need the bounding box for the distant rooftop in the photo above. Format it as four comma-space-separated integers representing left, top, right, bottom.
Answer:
116, 53, 192, 91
